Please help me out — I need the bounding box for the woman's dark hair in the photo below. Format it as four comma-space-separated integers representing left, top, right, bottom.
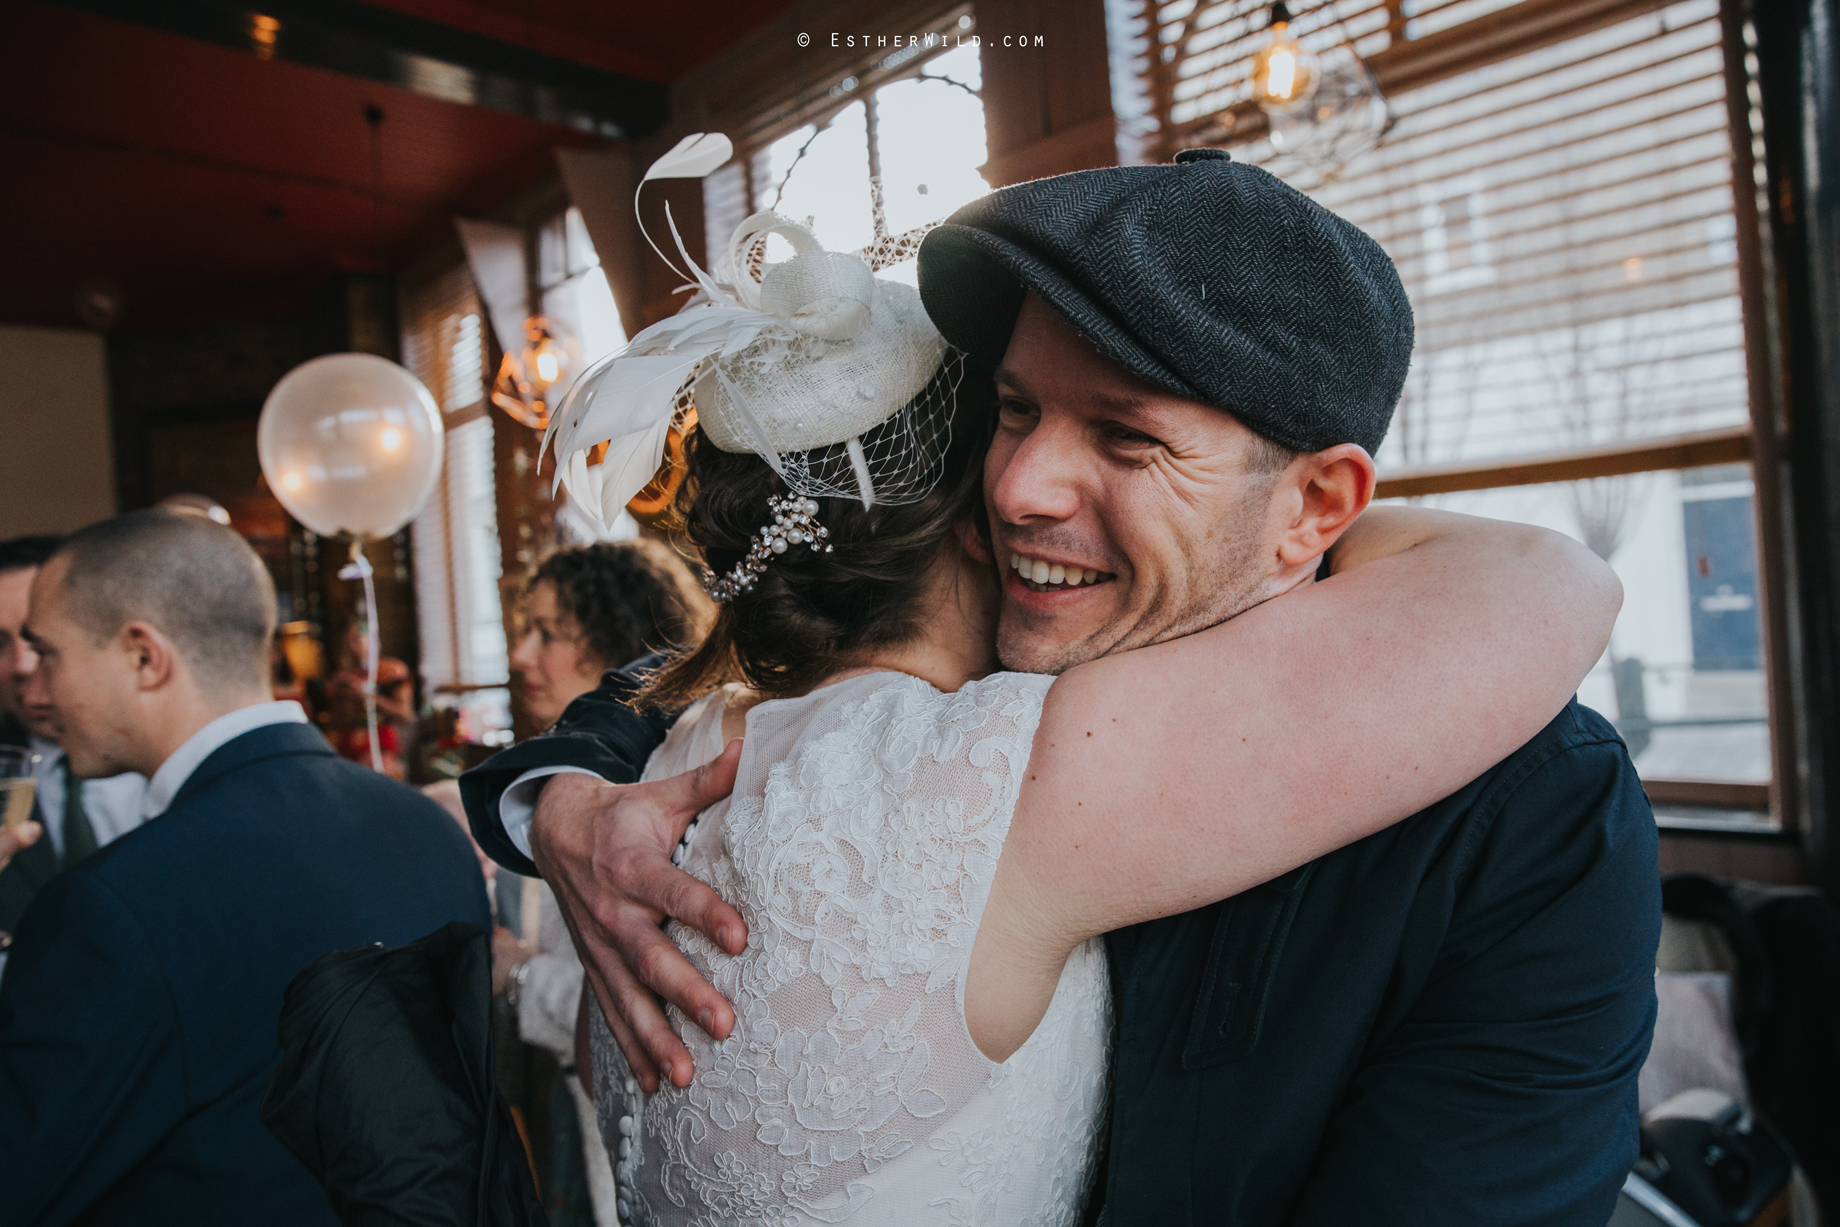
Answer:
532, 539, 711, 673
638, 370, 995, 708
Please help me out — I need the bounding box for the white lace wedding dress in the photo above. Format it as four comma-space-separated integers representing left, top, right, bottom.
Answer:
589, 671, 1112, 1227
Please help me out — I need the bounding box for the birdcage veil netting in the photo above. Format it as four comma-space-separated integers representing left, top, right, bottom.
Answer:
777, 349, 963, 506
693, 335, 965, 508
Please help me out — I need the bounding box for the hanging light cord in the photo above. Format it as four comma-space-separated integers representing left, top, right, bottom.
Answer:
364, 104, 386, 269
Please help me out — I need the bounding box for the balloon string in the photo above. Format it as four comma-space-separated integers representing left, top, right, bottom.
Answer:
337, 541, 384, 774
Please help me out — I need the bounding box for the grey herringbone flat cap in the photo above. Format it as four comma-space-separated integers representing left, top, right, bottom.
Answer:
916, 149, 1413, 455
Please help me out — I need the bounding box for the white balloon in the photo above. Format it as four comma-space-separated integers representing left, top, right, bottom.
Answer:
257, 354, 444, 540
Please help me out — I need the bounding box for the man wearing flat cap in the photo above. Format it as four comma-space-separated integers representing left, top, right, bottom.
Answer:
462, 151, 1659, 1225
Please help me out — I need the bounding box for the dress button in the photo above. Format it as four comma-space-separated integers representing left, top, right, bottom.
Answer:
618, 1114, 634, 1136
619, 1138, 632, 1159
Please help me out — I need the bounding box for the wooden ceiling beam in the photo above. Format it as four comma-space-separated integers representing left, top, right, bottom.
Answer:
41, 0, 668, 139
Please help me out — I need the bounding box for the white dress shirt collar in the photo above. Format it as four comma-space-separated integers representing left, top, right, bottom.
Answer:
142, 700, 309, 819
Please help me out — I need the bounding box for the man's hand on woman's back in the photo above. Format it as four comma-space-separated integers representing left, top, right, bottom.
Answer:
529, 743, 746, 1092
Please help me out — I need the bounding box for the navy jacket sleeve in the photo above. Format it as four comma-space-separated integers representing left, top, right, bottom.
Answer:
1288, 733, 1661, 1226
459, 654, 677, 876
0, 872, 185, 1226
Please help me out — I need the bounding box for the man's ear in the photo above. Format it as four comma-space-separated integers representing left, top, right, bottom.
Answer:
119, 621, 179, 693
1277, 443, 1376, 566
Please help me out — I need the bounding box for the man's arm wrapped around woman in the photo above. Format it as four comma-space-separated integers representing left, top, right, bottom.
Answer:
460, 653, 675, 877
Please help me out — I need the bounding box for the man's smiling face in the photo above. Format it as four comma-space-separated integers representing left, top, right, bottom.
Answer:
983, 293, 1299, 675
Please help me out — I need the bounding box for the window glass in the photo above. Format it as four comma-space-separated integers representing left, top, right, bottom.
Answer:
748, 45, 990, 285
1120, 0, 1750, 472
401, 264, 511, 708
442, 312, 484, 413
874, 43, 988, 236
1381, 465, 1769, 788
754, 102, 876, 253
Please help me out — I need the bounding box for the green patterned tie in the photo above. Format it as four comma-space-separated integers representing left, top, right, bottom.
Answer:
60, 755, 99, 869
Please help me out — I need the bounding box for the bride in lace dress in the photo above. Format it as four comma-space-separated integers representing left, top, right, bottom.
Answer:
601, 671, 1108, 1227
546, 203, 1614, 1227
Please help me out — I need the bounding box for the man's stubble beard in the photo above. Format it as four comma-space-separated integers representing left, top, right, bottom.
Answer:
994, 483, 1278, 676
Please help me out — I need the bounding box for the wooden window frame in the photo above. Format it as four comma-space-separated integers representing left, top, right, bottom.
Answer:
1376, 421, 1781, 823
399, 256, 509, 702
730, 2, 977, 185
713, 5, 985, 280
1205, 0, 1799, 827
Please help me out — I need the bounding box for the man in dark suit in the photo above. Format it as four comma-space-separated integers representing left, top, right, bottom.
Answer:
0, 535, 148, 968
0, 509, 491, 1226
0, 537, 60, 938
462, 156, 1660, 1224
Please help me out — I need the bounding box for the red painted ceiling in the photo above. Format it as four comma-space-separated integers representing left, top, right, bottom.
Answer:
361, 0, 796, 83
0, 0, 793, 331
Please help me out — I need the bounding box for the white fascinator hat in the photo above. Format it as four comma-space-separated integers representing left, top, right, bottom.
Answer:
543, 133, 963, 531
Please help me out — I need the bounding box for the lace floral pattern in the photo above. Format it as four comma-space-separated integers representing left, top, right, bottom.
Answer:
591, 672, 1111, 1227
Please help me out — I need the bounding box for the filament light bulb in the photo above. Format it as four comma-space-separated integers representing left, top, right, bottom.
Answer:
1252, 3, 1317, 111
494, 315, 577, 431
1268, 48, 1296, 99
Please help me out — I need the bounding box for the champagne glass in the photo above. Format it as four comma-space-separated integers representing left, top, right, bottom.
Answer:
0, 747, 38, 832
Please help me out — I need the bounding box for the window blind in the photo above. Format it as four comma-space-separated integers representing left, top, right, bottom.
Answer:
1115, 0, 1749, 473
401, 263, 509, 691
401, 263, 487, 416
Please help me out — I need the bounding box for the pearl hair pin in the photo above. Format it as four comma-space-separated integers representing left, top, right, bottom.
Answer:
704, 492, 832, 603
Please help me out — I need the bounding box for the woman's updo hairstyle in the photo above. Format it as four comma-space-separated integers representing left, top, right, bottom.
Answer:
638, 370, 994, 708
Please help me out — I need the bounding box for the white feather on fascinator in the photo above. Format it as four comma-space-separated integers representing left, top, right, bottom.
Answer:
543, 133, 962, 528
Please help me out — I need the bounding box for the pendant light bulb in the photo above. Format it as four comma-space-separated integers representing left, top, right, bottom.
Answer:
491, 315, 579, 431
1252, 2, 1318, 111
522, 318, 569, 397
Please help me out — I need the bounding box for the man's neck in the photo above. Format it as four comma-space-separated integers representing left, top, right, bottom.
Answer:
136, 687, 277, 779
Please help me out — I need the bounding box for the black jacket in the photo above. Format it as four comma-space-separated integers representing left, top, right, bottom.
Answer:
260, 922, 546, 1227
461, 666, 1660, 1226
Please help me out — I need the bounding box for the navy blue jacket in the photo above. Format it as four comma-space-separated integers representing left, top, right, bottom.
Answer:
1098, 699, 1659, 1226
462, 668, 1660, 1225
0, 722, 493, 1226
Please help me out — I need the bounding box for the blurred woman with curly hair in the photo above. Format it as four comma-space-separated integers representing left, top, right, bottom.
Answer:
496, 538, 709, 1227
511, 539, 710, 732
